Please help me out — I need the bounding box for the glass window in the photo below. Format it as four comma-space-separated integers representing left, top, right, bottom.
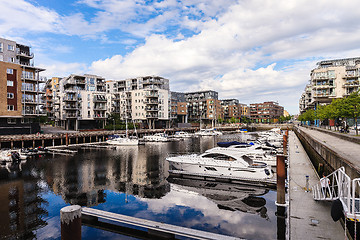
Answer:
7, 118, 16, 124
7, 93, 14, 99
7, 105, 14, 111
8, 57, 14, 63
0, 42, 3, 52
7, 80, 13, 87
7, 44, 14, 51
7, 68, 13, 74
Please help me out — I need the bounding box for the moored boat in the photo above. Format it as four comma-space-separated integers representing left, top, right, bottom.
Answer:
166, 149, 273, 180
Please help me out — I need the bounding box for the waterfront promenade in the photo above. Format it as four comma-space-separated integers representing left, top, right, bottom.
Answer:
297, 126, 360, 166
288, 130, 344, 239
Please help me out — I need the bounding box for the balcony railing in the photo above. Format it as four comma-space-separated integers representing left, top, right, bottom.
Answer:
146, 114, 158, 118
93, 114, 106, 118
16, 48, 34, 58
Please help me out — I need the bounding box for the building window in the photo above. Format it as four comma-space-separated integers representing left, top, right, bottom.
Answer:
7, 118, 16, 124
7, 93, 14, 99
7, 80, 14, 87
7, 105, 14, 111
8, 57, 15, 63
7, 68, 13, 74
0, 42, 3, 52
8, 44, 14, 51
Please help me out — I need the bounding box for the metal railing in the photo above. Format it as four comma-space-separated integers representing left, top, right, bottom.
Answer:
313, 167, 360, 221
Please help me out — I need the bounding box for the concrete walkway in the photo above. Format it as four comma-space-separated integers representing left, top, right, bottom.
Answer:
289, 131, 344, 240
298, 126, 360, 163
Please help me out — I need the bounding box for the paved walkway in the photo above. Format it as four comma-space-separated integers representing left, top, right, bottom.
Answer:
289, 130, 344, 240
298, 126, 360, 163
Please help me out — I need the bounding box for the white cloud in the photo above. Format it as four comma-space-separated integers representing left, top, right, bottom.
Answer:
3, 0, 360, 114
39, 61, 88, 78
0, 0, 61, 36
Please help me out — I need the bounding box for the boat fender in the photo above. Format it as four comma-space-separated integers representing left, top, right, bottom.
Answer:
331, 199, 344, 222
264, 169, 270, 176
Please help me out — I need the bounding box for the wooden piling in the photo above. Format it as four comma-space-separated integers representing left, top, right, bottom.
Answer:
283, 134, 288, 155
60, 205, 82, 240
66, 133, 69, 146
11, 141, 13, 149
276, 154, 286, 205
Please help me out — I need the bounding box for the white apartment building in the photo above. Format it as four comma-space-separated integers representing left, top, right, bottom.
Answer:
107, 76, 170, 129
56, 74, 106, 130
300, 57, 360, 113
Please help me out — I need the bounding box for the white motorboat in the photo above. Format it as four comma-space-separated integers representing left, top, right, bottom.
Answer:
143, 133, 169, 142
171, 131, 193, 138
194, 129, 223, 136
106, 134, 139, 146
206, 146, 277, 167
166, 149, 273, 180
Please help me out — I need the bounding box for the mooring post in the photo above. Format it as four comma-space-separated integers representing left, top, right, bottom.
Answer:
283, 134, 288, 155
11, 141, 13, 149
276, 154, 286, 205
60, 205, 81, 240
66, 133, 69, 146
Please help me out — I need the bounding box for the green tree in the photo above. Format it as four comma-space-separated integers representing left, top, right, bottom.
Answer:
338, 91, 360, 134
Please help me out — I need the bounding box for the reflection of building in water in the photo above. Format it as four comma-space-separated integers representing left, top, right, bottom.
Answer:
111, 146, 170, 199
48, 148, 169, 207
168, 178, 269, 219
49, 154, 107, 206
0, 170, 47, 239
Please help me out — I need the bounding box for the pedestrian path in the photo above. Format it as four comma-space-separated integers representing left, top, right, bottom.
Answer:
298, 126, 360, 165
288, 131, 344, 240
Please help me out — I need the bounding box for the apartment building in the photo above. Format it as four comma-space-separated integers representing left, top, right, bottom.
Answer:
0, 37, 46, 134
300, 57, 360, 113
44, 77, 61, 121
170, 92, 187, 125
299, 84, 312, 114
109, 76, 170, 129
250, 101, 284, 123
56, 74, 106, 130
185, 90, 223, 124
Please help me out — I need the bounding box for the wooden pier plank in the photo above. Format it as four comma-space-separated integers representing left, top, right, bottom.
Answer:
81, 207, 242, 240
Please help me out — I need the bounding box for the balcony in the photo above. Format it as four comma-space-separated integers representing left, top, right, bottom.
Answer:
93, 95, 107, 102
22, 99, 37, 104
146, 107, 158, 111
16, 48, 34, 58
93, 106, 106, 111
144, 99, 158, 104
343, 81, 360, 87
63, 105, 78, 110
145, 92, 159, 98
146, 114, 158, 119
93, 114, 106, 119
22, 110, 46, 116
314, 93, 336, 98
63, 97, 77, 102
63, 113, 78, 118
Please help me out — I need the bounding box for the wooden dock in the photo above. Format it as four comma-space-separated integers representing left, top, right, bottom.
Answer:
81, 207, 242, 240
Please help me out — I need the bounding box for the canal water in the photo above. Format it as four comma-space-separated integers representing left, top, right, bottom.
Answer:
0, 133, 280, 240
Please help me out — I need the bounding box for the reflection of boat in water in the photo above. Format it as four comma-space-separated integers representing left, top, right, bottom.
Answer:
0, 149, 27, 164
168, 178, 269, 219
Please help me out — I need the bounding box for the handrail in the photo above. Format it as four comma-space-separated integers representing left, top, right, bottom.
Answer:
313, 167, 360, 220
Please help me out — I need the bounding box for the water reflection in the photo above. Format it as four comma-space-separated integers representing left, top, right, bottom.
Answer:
0, 161, 48, 240
0, 134, 278, 239
168, 178, 269, 219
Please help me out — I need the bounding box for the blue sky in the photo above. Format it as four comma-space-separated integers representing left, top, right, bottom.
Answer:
2, 0, 360, 114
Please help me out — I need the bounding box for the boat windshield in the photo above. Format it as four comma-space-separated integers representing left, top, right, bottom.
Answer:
202, 153, 236, 161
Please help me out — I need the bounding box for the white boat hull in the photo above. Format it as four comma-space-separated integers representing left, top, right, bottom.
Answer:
167, 156, 272, 180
